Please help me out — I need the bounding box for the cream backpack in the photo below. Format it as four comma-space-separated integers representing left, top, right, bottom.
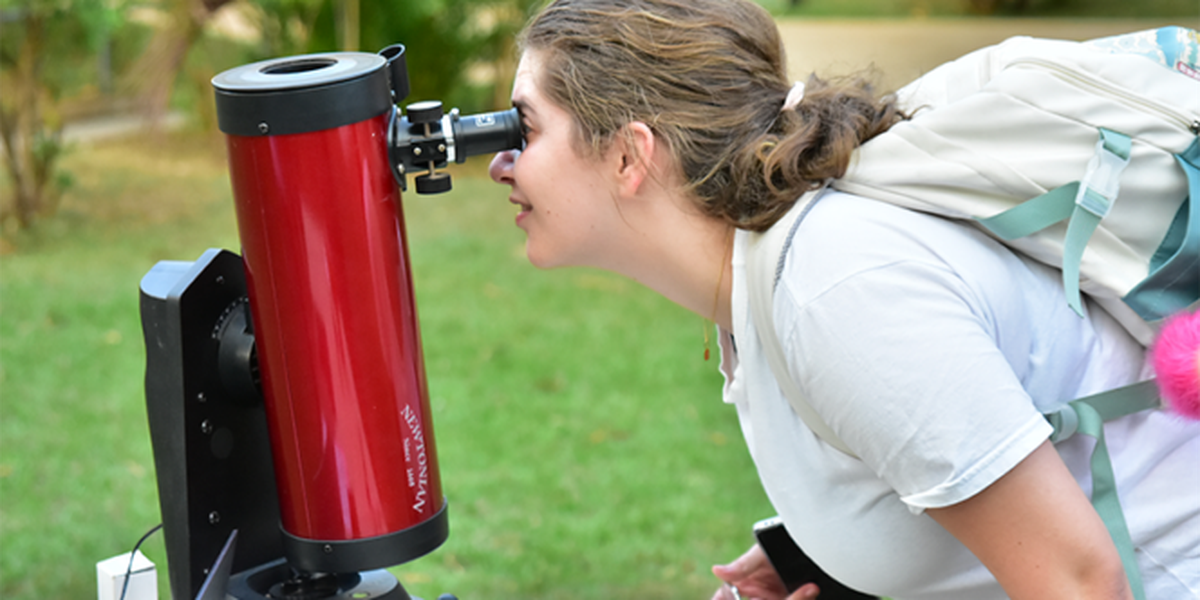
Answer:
837, 26, 1200, 344
747, 27, 1200, 600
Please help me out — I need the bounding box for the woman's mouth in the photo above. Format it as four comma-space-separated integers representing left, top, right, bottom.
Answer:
510, 196, 533, 223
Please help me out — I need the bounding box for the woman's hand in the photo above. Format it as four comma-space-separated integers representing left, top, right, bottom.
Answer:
711, 544, 820, 600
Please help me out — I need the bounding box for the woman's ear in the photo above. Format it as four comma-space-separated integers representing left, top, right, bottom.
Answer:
611, 121, 658, 199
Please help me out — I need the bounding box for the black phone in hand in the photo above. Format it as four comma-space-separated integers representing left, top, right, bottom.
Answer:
753, 517, 878, 600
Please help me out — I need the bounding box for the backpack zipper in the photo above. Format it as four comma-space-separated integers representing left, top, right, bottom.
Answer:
1010, 56, 1200, 135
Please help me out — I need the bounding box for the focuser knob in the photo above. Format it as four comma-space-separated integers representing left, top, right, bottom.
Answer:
415, 171, 452, 194
406, 100, 444, 125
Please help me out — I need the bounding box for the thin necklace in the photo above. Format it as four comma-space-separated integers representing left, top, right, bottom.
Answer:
704, 228, 733, 361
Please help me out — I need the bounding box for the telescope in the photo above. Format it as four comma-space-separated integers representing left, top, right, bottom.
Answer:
139, 44, 522, 600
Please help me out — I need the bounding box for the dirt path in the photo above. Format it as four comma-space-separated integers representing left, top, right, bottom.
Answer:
777, 18, 1193, 90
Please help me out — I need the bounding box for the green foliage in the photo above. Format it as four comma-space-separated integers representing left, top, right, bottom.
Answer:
247, 0, 328, 57
0, 0, 140, 96
754, 0, 1200, 17
0, 132, 771, 599
305, 0, 535, 113
1006, 0, 1199, 18
179, 0, 541, 123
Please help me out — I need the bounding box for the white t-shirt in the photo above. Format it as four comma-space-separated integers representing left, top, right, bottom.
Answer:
719, 191, 1200, 600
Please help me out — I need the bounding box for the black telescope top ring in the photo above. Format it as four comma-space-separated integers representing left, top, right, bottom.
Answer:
212, 52, 393, 137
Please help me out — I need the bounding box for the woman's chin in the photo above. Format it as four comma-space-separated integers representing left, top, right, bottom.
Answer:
525, 242, 570, 270
524, 243, 553, 269
527, 254, 561, 270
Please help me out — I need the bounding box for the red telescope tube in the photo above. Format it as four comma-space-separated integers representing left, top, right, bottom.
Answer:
212, 50, 446, 574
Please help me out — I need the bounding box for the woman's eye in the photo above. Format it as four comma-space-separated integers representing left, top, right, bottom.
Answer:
519, 122, 533, 148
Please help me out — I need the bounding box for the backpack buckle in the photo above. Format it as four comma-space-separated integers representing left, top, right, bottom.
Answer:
1046, 404, 1081, 443
1074, 128, 1132, 218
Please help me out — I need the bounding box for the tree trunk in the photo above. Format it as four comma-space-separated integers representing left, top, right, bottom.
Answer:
124, 0, 233, 131
338, 0, 360, 52
0, 11, 65, 231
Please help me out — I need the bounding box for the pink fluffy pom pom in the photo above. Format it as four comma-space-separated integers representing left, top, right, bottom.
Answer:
1150, 310, 1200, 420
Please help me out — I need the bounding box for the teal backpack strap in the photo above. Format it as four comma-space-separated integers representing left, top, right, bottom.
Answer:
1124, 137, 1200, 322
974, 182, 1077, 240
1045, 379, 1162, 600
977, 128, 1133, 316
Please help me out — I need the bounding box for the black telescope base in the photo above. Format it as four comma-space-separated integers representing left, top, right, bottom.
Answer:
228, 559, 412, 600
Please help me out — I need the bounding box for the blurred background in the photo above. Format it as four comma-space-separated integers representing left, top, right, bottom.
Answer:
1, 0, 1196, 598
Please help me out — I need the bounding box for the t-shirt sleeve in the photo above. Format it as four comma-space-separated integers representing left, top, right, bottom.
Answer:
776, 255, 1052, 513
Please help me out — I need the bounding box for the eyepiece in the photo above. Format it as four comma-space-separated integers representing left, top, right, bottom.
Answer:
451, 108, 523, 163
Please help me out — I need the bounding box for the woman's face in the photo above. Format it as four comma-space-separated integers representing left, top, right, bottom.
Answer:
488, 51, 624, 270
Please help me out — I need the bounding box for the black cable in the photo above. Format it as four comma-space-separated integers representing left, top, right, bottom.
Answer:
118, 523, 163, 600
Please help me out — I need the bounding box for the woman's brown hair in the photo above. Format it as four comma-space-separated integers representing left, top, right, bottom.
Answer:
521, 0, 907, 231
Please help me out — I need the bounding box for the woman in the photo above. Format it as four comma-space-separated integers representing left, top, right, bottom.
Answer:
487, 1, 1200, 598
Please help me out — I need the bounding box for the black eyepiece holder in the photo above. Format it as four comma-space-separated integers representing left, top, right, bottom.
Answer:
380, 45, 523, 194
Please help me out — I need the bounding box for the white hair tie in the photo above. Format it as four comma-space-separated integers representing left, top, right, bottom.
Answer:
782, 81, 806, 111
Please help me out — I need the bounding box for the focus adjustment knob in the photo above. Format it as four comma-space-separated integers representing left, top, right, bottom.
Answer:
415, 172, 452, 194
406, 100, 444, 124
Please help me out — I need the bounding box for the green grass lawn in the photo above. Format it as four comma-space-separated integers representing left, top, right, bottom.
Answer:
0, 131, 772, 599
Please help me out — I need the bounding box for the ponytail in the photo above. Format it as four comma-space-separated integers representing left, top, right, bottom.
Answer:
724, 73, 909, 232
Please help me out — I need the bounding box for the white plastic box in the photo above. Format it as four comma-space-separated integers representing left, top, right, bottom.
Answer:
96, 550, 157, 600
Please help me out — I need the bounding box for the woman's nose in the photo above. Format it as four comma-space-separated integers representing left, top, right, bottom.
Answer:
489, 149, 518, 185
